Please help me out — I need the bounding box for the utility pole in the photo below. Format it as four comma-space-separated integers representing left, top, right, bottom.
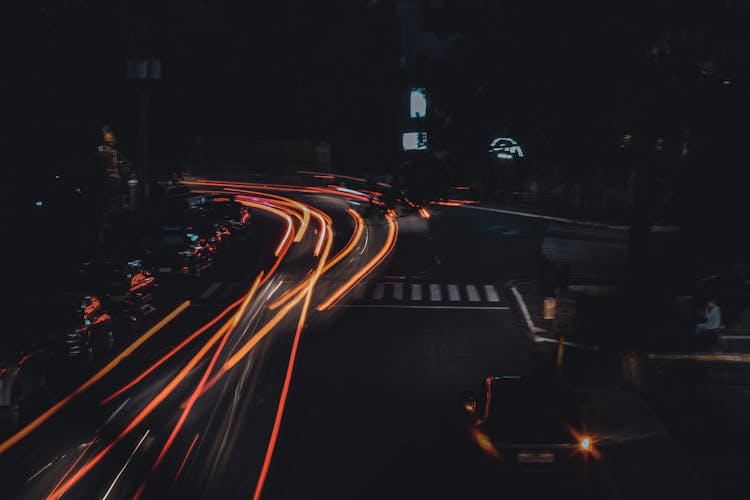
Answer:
127, 25, 161, 209
626, 132, 657, 348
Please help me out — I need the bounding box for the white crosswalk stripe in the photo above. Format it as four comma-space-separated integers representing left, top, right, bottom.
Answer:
466, 285, 481, 302
348, 281, 504, 308
483, 285, 500, 302
393, 283, 404, 301
200, 282, 223, 300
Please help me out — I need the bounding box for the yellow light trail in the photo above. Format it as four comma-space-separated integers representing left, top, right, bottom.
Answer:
268, 208, 364, 311
316, 213, 398, 311
0, 301, 190, 455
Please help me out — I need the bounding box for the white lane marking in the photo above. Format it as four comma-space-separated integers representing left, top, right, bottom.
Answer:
463, 204, 680, 233
200, 282, 222, 300
101, 430, 150, 500
97, 398, 131, 433
430, 284, 442, 301
216, 282, 240, 301
533, 336, 600, 350
448, 284, 460, 302
27, 462, 54, 483
411, 284, 423, 301
353, 283, 368, 300
484, 285, 500, 302
461, 204, 629, 230
510, 286, 547, 335
373, 283, 385, 300
337, 305, 511, 310
466, 285, 481, 302
393, 283, 404, 301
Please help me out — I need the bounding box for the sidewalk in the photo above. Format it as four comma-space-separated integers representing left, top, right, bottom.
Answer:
507, 278, 622, 383
509, 278, 750, 365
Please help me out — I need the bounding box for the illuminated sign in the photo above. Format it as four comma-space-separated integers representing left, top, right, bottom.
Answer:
489, 137, 524, 159
410, 88, 427, 119
402, 132, 428, 151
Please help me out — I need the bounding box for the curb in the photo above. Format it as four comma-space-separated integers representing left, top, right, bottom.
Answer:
462, 204, 680, 233
506, 279, 600, 351
648, 352, 750, 363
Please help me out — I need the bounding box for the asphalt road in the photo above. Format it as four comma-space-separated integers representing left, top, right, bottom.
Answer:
0, 184, 713, 499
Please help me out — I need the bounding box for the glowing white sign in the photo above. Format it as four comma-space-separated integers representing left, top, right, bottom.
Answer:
410, 88, 427, 118
489, 137, 524, 159
402, 132, 428, 151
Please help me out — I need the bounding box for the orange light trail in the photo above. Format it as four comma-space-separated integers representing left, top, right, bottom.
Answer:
252, 215, 332, 500
0, 301, 190, 455
268, 208, 363, 311
135, 274, 263, 499
190, 185, 312, 242
316, 213, 398, 311
50, 439, 97, 495
253, 277, 314, 500
172, 433, 200, 486
418, 207, 431, 219
101, 296, 246, 406
47, 318, 235, 500
158, 276, 260, 468
223, 229, 333, 373
240, 200, 295, 256
312, 210, 327, 257
180, 223, 336, 408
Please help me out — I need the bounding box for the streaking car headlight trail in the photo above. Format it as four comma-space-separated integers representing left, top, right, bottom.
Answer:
4, 178, 398, 500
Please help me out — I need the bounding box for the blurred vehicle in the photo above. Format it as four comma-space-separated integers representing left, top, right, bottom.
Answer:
79, 256, 158, 320
204, 197, 251, 232
0, 331, 51, 422
462, 375, 596, 470
185, 214, 231, 254
14, 292, 114, 359
0, 330, 50, 422
147, 225, 213, 278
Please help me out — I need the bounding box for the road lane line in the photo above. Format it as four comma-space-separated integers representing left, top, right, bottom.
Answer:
466, 285, 481, 302
373, 283, 385, 300
484, 285, 500, 302
448, 284, 460, 302
199, 282, 222, 300
393, 283, 404, 301
216, 282, 240, 301
430, 284, 442, 301
411, 284, 423, 301
102, 430, 150, 500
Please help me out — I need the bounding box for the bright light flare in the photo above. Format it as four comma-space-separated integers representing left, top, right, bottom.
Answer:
579, 436, 592, 452
469, 427, 501, 460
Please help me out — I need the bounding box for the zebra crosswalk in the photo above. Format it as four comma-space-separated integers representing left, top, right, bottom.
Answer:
194, 280, 510, 310
344, 281, 508, 309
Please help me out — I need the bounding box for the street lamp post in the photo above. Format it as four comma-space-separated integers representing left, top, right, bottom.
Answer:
127, 34, 161, 209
